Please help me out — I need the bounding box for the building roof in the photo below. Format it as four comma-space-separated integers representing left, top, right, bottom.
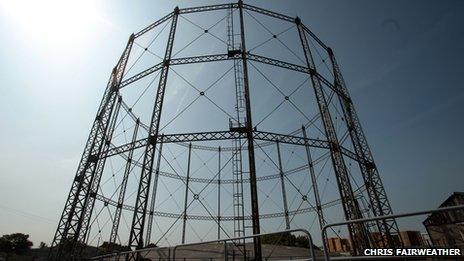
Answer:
423, 192, 464, 226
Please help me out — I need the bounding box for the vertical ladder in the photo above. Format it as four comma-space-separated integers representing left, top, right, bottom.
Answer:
227, 6, 248, 258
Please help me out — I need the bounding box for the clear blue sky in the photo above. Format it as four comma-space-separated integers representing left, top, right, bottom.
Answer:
0, 0, 463, 247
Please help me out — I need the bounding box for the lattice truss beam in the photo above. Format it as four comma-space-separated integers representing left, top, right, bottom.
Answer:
50, 1, 400, 259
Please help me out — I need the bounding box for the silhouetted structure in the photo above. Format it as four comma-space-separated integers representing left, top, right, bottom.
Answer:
327, 237, 351, 253
49, 1, 401, 260
397, 231, 426, 247
423, 192, 464, 250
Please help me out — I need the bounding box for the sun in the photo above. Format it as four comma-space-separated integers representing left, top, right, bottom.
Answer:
0, 0, 98, 44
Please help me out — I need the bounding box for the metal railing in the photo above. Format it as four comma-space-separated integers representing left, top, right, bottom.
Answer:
91, 228, 316, 260
90, 246, 172, 260
91, 205, 464, 260
172, 228, 316, 260
321, 204, 464, 260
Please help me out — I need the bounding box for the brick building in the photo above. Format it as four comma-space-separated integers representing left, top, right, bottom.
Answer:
423, 192, 464, 249
371, 230, 425, 247
327, 237, 351, 253
398, 231, 426, 247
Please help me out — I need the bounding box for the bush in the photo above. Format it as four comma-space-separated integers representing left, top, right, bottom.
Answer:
261, 232, 317, 249
0, 233, 33, 254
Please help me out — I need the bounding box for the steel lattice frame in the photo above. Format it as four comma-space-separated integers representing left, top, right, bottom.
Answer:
49, 1, 400, 260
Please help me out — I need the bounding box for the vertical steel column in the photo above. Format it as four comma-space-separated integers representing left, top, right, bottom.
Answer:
302, 126, 325, 233
296, 17, 370, 254
275, 141, 290, 229
182, 143, 192, 244
327, 47, 400, 247
109, 119, 140, 246
49, 34, 134, 260
218, 146, 222, 240
229, 0, 247, 248
145, 135, 164, 246
238, 1, 262, 259
81, 95, 123, 246
128, 7, 179, 253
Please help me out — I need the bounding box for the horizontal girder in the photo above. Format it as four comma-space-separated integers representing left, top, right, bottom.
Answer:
119, 52, 349, 101
179, 3, 237, 15
134, 2, 294, 38
116, 149, 314, 184
94, 187, 366, 221
104, 130, 359, 161
135, 12, 174, 38
242, 3, 293, 22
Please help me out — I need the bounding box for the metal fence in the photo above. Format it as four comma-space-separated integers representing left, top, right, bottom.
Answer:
322, 204, 464, 260
91, 205, 464, 260
91, 229, 316, 261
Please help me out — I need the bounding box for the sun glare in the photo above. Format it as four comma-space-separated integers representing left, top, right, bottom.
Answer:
0, 0, 98, 44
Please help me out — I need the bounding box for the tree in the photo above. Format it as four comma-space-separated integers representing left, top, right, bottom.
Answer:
0, 233, 33, 254
261, 232, 295, 246
39, 242, 47, 249
98, 241, 129, 253
56, 236, 87, 252
260, 232, 319, 250
0, 236, 12, 253
145, 243, 157, 248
